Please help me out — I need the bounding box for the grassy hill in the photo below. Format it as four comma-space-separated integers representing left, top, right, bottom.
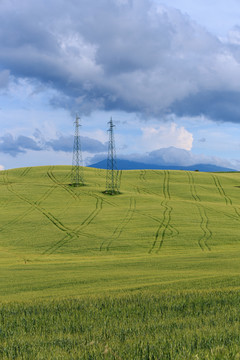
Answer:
1, 166, 240, 358
1, 166, 240, 300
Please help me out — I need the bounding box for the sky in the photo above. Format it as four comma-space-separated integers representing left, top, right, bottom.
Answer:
1, 0, 240, 170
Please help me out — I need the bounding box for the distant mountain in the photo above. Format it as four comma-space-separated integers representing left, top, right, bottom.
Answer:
88, 159, 236, 172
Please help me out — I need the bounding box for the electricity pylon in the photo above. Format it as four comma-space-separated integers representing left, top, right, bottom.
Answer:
70, 114, 84, 187
104, 118, 120, 195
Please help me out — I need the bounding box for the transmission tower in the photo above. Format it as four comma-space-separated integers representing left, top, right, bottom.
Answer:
104, 118, 120, 195
70, 114, 84, 187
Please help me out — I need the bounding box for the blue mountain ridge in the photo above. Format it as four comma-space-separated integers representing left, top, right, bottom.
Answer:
88, 159, 236, 172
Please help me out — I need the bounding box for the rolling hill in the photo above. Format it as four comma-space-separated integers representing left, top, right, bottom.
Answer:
1, 165, 240, 300
1, 165, 240, 358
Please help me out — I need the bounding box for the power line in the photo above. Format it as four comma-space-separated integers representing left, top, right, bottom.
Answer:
70, 114, 84, 187
104, 118, 120, 195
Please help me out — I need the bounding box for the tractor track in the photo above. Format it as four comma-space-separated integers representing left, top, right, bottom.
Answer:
197, 205, 212, 251
89, 191, 117, 208
0, 170, 57, 233
80, 196, 103, 229
20, 167, 32, 177
1, 168, 111, 254
146, 170, 178, 253
42, 228, 104, 255
3, 171, 74, 239
43, 188, 118, 254
151, 170, 171, 200
100, 197, 136, 251
43, 193, 105, 254
42, 195, 105, 254
212, 175, 232, 205
139, 170, 147, 182
47, 166, 79, 201
186, 171, 211, 251
148, 200, 178, 254
186, 171, 200, 202
136, 209, 179, 240
163, 170, 171, 200
211, 174, 240, 223
42, 227, 104, 255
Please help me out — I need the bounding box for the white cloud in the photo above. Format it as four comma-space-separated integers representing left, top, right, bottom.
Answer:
141, 123, 193, 151
146, 147, 235, 168
227, 27, 240, 45
0, 165, 4, 170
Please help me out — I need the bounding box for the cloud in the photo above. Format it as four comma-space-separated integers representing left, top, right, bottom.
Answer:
1, 0, 240, 121
88, 146, 237, 169
0, 134, 42, 156
0, 131, 107, 156
146, 147, 237, 169
0, 165, 4, 170
47, 135, 107, 153
141, 123, 193, 151
172, 90, 240, 123
0, 70, 9, 89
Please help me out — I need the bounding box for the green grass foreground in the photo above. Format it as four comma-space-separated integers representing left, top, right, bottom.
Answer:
1, 166, 240, 358
1, 291, 240, 359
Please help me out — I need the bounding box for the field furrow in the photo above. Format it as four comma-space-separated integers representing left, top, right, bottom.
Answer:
212, 174, 232, 205
3, 171, 74, 239
186, 171, 212, 251
100, 197, 136, 251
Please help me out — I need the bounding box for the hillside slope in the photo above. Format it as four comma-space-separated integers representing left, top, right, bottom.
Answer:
1, 166, 240, 300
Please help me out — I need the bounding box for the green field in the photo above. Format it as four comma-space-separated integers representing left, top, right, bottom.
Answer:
1, 166, 240, 359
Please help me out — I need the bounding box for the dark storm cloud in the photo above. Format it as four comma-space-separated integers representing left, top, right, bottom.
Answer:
0, 131, 107, 156
172, 91, 240, 123
1, 0, 240, 121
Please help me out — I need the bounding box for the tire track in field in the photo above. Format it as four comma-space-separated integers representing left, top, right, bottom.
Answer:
162, 170, 171, 200
80, 196, 103, 229
186, 171, 200, 202
197, 206, 211, 251
43, 193, 105, 254
186, 171, 211, 251
20, 167, 32, 177
47, 166, 79, 201
100, 197, 136, 251
139, 170, 147, 182
2, 168, 113, 253
148, 170, 178, 253
49, 190, 117, 253
136, 209, 179, 244
211, 174, 240, 222
212, 174, 232, 205
148, 200, 179, 253
2, 171, 75, 241
93, 191, 118, 208
0, 169, 57, 233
